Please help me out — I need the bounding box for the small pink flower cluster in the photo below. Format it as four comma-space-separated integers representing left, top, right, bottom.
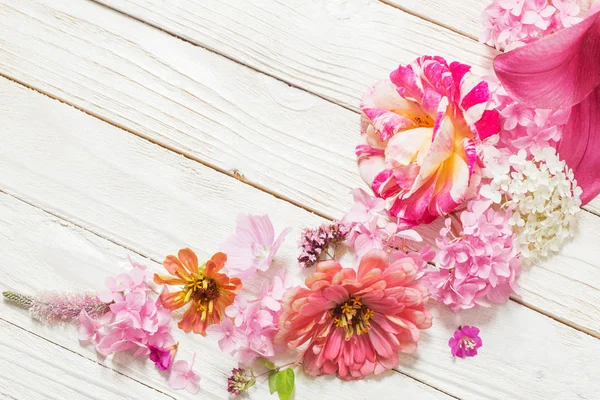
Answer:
207, 270, 292, 363
78, 261, 200, 393
79, 262, 175, 359
487, 74, 571, 153
297, 220, 351, 268
343, 189, 423, 259
481, 0, 582, 50
422, 199, 521, 311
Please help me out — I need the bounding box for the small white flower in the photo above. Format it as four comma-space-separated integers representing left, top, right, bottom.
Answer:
481, 148, 581, 265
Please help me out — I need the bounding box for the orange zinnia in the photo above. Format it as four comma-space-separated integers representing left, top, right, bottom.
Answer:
154, 248, 242, 335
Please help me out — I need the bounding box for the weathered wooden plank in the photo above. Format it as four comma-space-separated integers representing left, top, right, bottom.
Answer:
87, 0, 600, 215
94, 0, 496, 110
0, 194, 449, 400
0, 77, 599, 399
384, 0, 596, 41
0, 319, 169, 399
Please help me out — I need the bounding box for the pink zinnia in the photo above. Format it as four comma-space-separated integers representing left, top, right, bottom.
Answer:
276, 249, 432, 380
449, 326, 482, 358
357, 56, 499, 227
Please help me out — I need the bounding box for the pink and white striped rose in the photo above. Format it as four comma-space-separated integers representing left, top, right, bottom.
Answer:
357, 56, 499, 226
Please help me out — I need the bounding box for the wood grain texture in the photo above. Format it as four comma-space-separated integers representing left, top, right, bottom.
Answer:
1, 77, 599, 400
0, 319, 169, 400
3, 0, 599, 221
1, 0, 599, 336
86, 0, 600, 215
94, 0, 497, 111
383, 0, 597, 41
0, 194, 448, 400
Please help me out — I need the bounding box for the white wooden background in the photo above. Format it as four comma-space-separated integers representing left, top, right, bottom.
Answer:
0, 0, 599, 399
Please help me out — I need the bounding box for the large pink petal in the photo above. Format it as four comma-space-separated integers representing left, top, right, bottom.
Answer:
557, 86, 600, 204
357, 249, 388, 280
494, 11, 600, 109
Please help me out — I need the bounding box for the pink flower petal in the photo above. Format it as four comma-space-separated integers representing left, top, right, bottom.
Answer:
557, 86, 600, 203
494, 10, 600, 110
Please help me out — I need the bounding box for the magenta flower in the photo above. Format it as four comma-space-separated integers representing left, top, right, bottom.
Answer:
220, 214, 291, 278
494, 5, 600, 203
168, 353, 201, 394
449, 326, 483, 358
149, 344, 177, 371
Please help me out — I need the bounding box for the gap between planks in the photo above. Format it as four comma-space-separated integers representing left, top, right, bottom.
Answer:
3, 67, 599, 346
87, 0, 600, 223
86, 0, 358, 116
377, 0, 479, 41
0, 315, 176, 399
0, 72, 335, 224
0, 172, 457, 400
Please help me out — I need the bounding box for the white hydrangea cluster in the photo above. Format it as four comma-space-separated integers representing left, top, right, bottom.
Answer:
480, 147, 582, 265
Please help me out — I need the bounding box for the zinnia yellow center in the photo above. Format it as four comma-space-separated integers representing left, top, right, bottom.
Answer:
180, 271, 220, 321
332, 296, 373, 339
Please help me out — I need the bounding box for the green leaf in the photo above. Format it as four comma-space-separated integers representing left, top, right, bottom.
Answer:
258, 357, 277, 370
276, 368, 295, 400
268, 371, 278, 395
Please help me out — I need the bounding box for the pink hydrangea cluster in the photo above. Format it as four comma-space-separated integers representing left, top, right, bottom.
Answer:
486, 74, 571, 153
297, 220, 351, 268
207, 270, 292, 364
343, 189, 424, 260
421, 199, 521, 311
481, 0, 582, 50
78, 261, 177, 369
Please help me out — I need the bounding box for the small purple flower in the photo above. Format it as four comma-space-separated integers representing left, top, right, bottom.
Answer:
227, 368, 255, 396
149, 344, 177, 370
297, 221, 351, 268
449, 325, 482, 358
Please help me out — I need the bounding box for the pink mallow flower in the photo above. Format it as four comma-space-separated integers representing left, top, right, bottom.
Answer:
220, 214, 291, 278
421, 199, 521, 311
449, 326, 482, 358
357, 56, 499, 227
168, 353, 201, 394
